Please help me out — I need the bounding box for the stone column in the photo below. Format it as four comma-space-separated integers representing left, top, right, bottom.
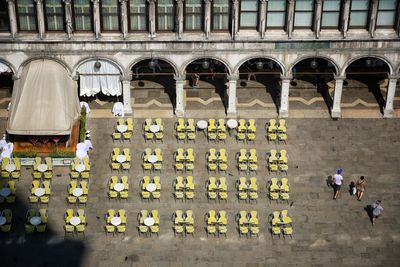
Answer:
279, 75, 291, 117
119, 0, 128, 38
341, 0, 350, 38
368, 0, 378, 38
231, 0, 239, 40
383, 76, 399, 118
175, 76, 185, 117
122, 74, 133, 114
92, 0, 101, 39
204, 0, 212, 39
176, 0, 184, 39
63, 0, 73, 39
286, 0, 294, 39
259, 0, 267, 39
313, 0, 322, 39
6, 0, 17, 38
148, 0, 156, 38
331, 76, 345, 119
396, 2, 400, 37
34, 0, 45, 39
227, 75, 238, 116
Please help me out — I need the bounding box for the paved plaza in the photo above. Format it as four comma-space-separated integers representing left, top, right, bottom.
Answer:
0, 117, 399, 267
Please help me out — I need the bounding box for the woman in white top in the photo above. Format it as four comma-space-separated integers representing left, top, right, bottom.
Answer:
332, 168, 343, 200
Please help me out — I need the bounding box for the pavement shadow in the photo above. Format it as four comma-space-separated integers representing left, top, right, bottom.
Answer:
364, 205, 374, 224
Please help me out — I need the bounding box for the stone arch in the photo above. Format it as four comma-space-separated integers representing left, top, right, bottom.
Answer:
17, 57, 72, 78
234, 56, 286, 76
72, 56, 124, 78
181, 56, 232, 76
342, 55, 394, 76
395, 63, 400, 76
127, 56, 179, 77
289, 55, 340, 76
0, 58, 17, 75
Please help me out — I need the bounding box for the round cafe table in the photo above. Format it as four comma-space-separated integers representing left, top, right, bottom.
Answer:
117, 125, 128, 133
75, 164, 86, 173
144, 217, 155, 226
147, 155, 158, 163
72, 188, 83, 197
0, 216, 6, 226
5, 164, 16, 173
37, 164, 48, 173
196, 120, 208, 130
146, 183, 157, 192
149, 125, 160, 133
0, 188, 11, 197
116, 155, 127, 163
113, 183, 125, 192
111, 217, 122, 226
70, 217, 81, 226
227, 119, 238, 129
34, 188, 45, 197
30, 216, 42, 226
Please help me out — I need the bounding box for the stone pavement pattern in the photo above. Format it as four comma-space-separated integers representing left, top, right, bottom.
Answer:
0, 118, 399, 267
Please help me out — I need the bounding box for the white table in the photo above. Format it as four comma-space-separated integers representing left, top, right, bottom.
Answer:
72, 188, 83, 197
76, 149, 88, 159
144, 217, 155, 226
70, 216, 81, 226
5, 164, 16, 173
111, 217, 122, 226
196, 120, 208, 130
116, 155, 127, 163
34, 188, 45, 197
146, 183, 157, 192
149, 125, 160, 133
112, 102, 124, 117
75, 164, 86, 173
147, 155, 158, 163
0, 216, 6, 226
0, 188, 11, 197
117, 125, 128, 133
227, 119, 238, 129
113, 183, 125, 192
30, 216, 42, 226
37, 164, 48, 173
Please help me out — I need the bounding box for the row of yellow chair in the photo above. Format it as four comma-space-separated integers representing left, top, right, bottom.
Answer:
207, 177, 227, 201
67, 180, 89, 204
25, 209, 47, 233
269, 177, 290, 203
1, 157, 21, 179
176, 119, 196, 142
237, 148, 258, 173
141, 176, 160, 200
105, 209, 127, 234
29, 180, 51, 204
267, 119, 287, 143
144, 118, 164, 142
64, 209, 87, 235
108, 176, 129, 199
207, 148, 228, 172
0, 209, 12, 232
207, 119, 227, 142
238, 210, 259, 237
270, 210, 293, 238
174, 176, 194, 201
237, 177, 258, 202
113, 118, 133, 142
206, 210, 227, 237
267, 149, 288, 173
70, 157, 90, 179
0, 180, 16, 203
173, 210, 194, 236
142, 148, 162, 172
111, 148, 131, 171
174, 148, 194, 172
236, 119, 256, 143
33, 157, 52, 179
138, 209, 159, 236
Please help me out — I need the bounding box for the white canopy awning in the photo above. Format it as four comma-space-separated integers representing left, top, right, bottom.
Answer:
78, 60, 122, 97
0, 62, 11, 73
7, 59, 80, 135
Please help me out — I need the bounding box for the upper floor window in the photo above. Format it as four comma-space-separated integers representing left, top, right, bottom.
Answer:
185, 0, 202, 31
157, 0, 174, 31
321, 0, 341, 29
349, 0, 370, 28
240, 0, 258, 28
44, 0, 65, 31
16, 0, 37, 31
0, 1, 10, 32
212, 0, 229, 31
73, 0, 93, 31
294, 0, 314, 29
129, 0, 147, 31
101, 0, 120, 31
266, 0, 286, 29
376, 0, 398, 28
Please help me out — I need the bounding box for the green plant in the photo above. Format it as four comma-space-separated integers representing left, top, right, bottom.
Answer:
12, 150, 38, 158
49, 149, 75, 158
79, 106, 87, 143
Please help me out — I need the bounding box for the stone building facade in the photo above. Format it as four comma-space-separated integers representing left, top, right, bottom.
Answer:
0, 0, 399, 118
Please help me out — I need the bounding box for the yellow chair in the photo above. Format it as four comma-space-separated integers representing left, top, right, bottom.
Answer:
36, 224, 46, 233
207, 177, 218, 200
187, 119, 196, 142
218, 210, 227, 236
236, 119, 247, 142
271, 211, 282, 226
105, 224, 116, 234
76, 224, 85, 234
238, 211, 249, 237
174, 210, 184, 225
249, 177, 258, 202
247, 119, 256, 142
123, 132, 132, 141
119, 209, 127, 224
218, 177, 228, 201
281, 210, 292, 225
283, 226, 293, 238
278, 120, 287, 143
218, 149, 227, 163
207, 119, 217, 142
78, 195, 88, 204
25, 224, 35, 233
271, 226, 281, 238
64, 224, 74, 234
269, 178, 280, 202
117, 225, 126, 233
126, 118, 133, 126
65, 209, 74, 223
152, 176, 161, 200
185, 176, 194, 200
217, 119, 226, 141
141, 176, 151, 200
77, 209, 86, 224
43, 181, 51, 195
138, 210, 148, 224
151, 209, 159, 225
29, 195, 39, 203
117, 118, 125, 126
185, 210, 194, 225
81, 181, 89, 195
238, 177, 248, 201
68, 195, 77, 204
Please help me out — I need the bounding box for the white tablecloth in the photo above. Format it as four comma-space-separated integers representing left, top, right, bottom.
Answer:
112, 102, 124, 117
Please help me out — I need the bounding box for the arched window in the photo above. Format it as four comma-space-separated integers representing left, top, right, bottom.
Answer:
321, 0, 341, 29
157, 0, 174, 31
212, 0, 229, 31
73, 0, 93, 31
266, 0, 287, 29
185, 0, 202, 31
294, 0, 314, 29
349, 0, 370, 29
240, 0, 258, 29
44, 0, 65, 31
101, 0, 120, 31
376, 0, 398, 29
16, 0, 37, 31
129, 0, 147, 31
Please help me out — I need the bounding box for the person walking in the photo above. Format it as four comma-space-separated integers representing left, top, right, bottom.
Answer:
332, 168, 343, 200
370, 200, 383, 225
355, 176, 367, 201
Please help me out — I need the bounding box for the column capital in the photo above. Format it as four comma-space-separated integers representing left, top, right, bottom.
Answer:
175, 0, 184, 3
227, 75, 239, 81
334, 75, 346, 81
232, 0, 239, 4
204, 0, 212, 2
174, 75, 185, 81
91, 0, 99, 3
119, 0, 128, 2
388, 75, 400, 80
34, 0, 43, 3
121, 72, 133, 81
6, 0, 15, 3
63, 0, 71, 3
280, 74, 292, 81
147, 0, 156, 3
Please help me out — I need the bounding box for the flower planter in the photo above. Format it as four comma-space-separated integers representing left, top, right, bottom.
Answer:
19, 157, 73, 166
